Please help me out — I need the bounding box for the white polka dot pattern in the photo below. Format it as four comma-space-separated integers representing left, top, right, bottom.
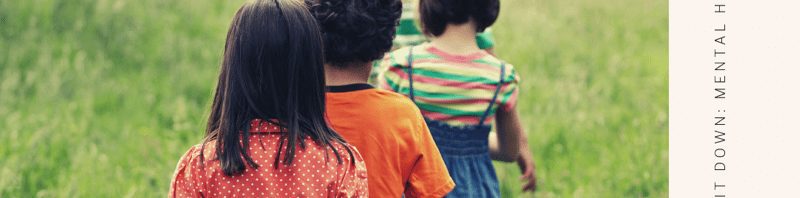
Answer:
169, 119, 369, 197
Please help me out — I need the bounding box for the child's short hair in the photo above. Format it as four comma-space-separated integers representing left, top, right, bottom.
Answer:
419, 0, 500, 37
306, 0, 402, 67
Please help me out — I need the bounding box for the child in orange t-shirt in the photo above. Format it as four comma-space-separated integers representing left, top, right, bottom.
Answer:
305, 0, 455, 197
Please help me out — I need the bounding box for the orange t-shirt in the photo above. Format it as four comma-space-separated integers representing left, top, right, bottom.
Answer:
325, 84, 454, 197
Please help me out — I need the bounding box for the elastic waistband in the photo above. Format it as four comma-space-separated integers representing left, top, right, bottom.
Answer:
427, 120, 491, 156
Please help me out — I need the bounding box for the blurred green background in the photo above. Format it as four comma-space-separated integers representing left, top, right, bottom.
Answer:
0, 0, 667, 197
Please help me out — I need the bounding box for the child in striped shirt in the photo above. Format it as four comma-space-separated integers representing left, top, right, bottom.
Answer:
368, 0, 497, 84
377, 0, 537, 196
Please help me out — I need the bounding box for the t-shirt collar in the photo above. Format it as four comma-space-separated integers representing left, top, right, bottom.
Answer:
424, 43, 489, 62
326, 83, 374, 93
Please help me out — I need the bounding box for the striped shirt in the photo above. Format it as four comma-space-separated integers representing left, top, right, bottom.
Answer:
370, 0, 498, 85
369, 0, 494, 85
394, 0, 426, 48
377, 43, 520, 127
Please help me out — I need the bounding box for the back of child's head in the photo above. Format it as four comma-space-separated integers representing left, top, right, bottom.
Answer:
419, 0, 500, 36
205, 0, 350, 176
305, 0, 402, 67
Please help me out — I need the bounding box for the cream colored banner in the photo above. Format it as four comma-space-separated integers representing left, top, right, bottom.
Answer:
670, 0, 800, 197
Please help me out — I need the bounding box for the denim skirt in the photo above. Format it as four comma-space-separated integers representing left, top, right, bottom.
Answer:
427, 120, 500, 198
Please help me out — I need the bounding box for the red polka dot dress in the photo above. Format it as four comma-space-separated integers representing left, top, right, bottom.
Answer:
169, 119, 368, 198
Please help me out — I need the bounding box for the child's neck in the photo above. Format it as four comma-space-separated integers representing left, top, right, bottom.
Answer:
429, 22, 481, 55
324, 62, 371, 86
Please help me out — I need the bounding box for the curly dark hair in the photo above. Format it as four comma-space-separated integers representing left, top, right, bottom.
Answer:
419, 0, 500, 37
305, 0, 402, 67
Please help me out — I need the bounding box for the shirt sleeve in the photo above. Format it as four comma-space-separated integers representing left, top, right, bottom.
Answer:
169, 146, 203, 198
476, 28, 496, 50
404, 111, 455, 197
377, 50, 406, 93
499, 64, 521, 111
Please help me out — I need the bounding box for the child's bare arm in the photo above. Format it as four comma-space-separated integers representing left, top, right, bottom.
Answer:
489, 106, 538, 191
488, 106, 522, 162
517, 133, 537, 192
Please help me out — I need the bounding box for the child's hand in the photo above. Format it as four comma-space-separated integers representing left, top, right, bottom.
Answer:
517, 152, 537, 192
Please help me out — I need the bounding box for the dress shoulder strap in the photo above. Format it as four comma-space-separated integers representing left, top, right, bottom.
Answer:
477, 62, 506, 126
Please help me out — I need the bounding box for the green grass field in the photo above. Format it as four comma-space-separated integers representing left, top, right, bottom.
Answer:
0, 0, 667, 197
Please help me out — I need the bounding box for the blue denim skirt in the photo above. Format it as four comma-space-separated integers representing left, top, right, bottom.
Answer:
427, 120, 500, 198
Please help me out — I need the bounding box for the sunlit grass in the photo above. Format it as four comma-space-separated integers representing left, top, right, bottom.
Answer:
0, 0, 666, 197
492, 0, 668, 197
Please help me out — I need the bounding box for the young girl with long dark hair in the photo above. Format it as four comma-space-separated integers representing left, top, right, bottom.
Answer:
169, 0, 367, 197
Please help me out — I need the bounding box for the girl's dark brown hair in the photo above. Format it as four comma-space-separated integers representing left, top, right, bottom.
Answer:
201, 0, 352, 176
419, 0, 500, 37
